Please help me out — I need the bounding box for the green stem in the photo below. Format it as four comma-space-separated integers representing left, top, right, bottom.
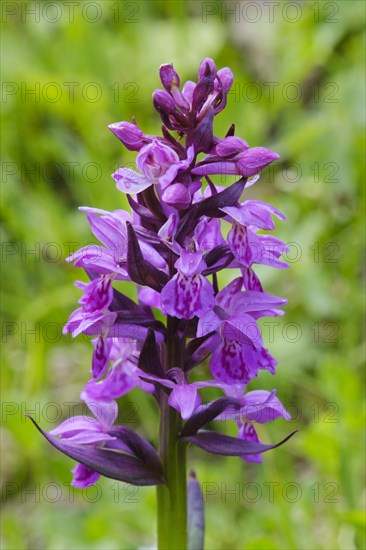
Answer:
157, 315, 187, 549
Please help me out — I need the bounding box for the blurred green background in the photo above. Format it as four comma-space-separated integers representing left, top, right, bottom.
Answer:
1, 1, 365, 549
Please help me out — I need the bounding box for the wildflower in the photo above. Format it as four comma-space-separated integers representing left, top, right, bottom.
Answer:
29, 58, 295, 550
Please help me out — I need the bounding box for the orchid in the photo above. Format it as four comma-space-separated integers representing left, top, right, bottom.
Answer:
30, 58, 295, 550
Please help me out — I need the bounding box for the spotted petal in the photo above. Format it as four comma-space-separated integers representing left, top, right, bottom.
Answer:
161, 273, 214, 320
113, 167, 151, 194
210, 341, 263, 384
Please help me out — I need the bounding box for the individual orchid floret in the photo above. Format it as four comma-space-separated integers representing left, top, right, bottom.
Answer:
160, 250, 215, 319
91, 332, 113, 379
213, 387, 291, 462
159, 145, 195, 189
198, 57, 217, 80
136, 369, 201, 420
222, 200, 285, 232
160, 63, 181, 91
49, 414, 116, 446
217, 387, 291, 424
49, 405, 118, 488
63, 308, 116, 339
135, 367, 233, 420
197, 280, 286, 383
237, 389, 291, 463
153, 89, 191, 132
113, 139, 180, 194
227, 221, 289, 270
75, 275, 114, 315
209, 338, 277, 385
70, 463, 101, 489
62, 276, 115, 374
67, 207, 166, 273
214, 67, 234, 113
197, 62, 234, 118
136, 140, 180, 182
83, 339, 154, 404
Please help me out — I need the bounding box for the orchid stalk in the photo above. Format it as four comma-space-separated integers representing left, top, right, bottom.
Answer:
29, 58, 296, 550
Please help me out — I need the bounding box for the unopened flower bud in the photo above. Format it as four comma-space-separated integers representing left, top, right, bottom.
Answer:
217, 67, 234, 94
108, 121, 144, 151
162, 183, 191, 210
216, 136, 249, 158
236, 147, 280, 177
159, 63, 180, 91
198, 58, 217, 80
153, 89, 176, 113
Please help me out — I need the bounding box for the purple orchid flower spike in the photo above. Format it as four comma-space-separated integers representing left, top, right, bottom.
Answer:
30, 58, 295, 550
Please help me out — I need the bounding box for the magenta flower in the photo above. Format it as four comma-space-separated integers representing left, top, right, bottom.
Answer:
29, 58, 295, 550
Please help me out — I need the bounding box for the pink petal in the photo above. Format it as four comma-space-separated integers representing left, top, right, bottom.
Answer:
168, 385, 199, 420
238, 423, 263, 463
71, 464, 101, 488
91, 336, 112, 379
113, 167, 151, 194
161, 273, 214, 320
210, 341, 253, 385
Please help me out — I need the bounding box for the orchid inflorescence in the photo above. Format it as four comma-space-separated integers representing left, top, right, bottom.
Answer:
30, 58, 295, 549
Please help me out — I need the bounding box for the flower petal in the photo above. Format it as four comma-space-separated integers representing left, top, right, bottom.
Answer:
238, 423, 263, 463
91, 335, 112, 379
27, 416, 165, 486
168, 384, 200, 420
113, 167, 151, 194
182, 429, 297, 456
71, 463, 101, 488
227, 224, 263, 267
161, 273, 214, 320
236, 147, 280, 177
